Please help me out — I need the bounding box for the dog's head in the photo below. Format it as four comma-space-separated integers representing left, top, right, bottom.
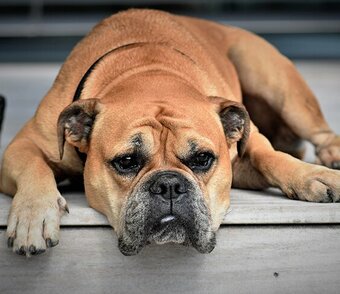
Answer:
57, 73, 250, 255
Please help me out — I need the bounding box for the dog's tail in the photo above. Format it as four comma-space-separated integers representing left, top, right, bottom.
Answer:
0, 95, 6, 141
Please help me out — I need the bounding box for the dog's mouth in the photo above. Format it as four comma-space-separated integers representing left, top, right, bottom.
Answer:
118, 212, 216, 256
117, 172, 216, 256
149, 215, 187, 244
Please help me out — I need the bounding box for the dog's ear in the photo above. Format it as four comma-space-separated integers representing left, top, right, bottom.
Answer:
210, 96, 250, 157
57, 98, 101, 160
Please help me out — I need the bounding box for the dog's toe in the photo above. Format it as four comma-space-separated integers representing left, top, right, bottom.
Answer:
43, 209, 61, 248
7, 237, 14, 248
28, 245, 37, 255
306, 178, 336, 202
319, 188, 336, 203
310, 178, 340, 203
16, 246, 27, 256
29, 245, 46, 255
316, 136, 340, 169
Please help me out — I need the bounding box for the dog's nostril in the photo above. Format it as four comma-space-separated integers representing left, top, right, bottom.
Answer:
150, 182, 167, 194
159, 183, 167, 195
174, 183, 187, 194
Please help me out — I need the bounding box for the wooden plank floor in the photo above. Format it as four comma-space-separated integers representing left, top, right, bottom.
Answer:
1, 226, 340, 294
1, 188, 340, 226
0, 61, 340, 294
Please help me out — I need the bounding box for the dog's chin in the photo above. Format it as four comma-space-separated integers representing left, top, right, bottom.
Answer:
118, 215, 216, 256
149, 216, 187, 245
118, 217, 187, 256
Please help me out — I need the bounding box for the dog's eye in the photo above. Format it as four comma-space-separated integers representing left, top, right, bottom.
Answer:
111, 154, 144, 174
186, 152, 215, 172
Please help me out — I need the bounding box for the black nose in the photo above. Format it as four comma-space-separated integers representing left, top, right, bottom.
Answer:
149, 172, 188, 201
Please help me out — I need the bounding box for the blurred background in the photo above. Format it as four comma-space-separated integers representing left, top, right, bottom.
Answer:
0, 0, 339, 151
0, 0, 340, 62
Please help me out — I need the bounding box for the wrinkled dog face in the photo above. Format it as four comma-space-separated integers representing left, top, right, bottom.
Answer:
95, 121, 222, 255
57, 76, 249, 255
119, 169, 216, 255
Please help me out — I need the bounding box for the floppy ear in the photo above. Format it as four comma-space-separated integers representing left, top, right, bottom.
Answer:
210, 96, 250, 157
57, 98, 101, 160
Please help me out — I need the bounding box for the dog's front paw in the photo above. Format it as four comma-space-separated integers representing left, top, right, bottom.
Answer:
315, 135, 340, 169
283, 165, 340, 203
6, 192, 69, 257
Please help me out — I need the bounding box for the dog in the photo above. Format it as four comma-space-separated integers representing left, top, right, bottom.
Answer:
1, 9, 340, 257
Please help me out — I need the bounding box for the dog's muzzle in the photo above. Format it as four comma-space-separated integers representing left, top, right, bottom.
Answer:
118, 171, 216, 255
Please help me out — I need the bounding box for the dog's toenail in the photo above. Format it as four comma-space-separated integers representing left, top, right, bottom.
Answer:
7, 237, 14, 248
46, 238, 59, 248
17, 246, 26, 255
31, 248, 46, 255
46, 239, 52, 248
326, 189, 335, 203
65, 204, 70, 214
36, 249, 46, 255
51, 239, 59, 247
29, 245, 37, 255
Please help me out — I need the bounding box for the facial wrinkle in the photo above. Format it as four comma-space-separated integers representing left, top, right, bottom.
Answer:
159, 124, 170, 167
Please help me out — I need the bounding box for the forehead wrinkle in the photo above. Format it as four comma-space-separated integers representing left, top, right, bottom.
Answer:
131, 117, 163, 131
158, 115, 193, 132
142, 120, 178, 167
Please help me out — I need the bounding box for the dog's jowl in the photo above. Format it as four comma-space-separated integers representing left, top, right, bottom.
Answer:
2, 9, 340, 257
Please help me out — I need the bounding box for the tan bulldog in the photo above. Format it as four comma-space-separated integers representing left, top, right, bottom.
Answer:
1, 9, 340, 257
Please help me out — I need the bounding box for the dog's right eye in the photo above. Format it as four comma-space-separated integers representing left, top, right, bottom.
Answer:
111, 153, 144, 175
180, 151, 216, 173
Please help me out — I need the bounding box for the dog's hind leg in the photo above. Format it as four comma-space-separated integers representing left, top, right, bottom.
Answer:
227, 30, 340, 169
1, 123, 68, 257
243, 95, 306, 160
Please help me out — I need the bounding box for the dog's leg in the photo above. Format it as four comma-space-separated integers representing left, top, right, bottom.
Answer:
243, 96, 306, 160
228, 31, 340, 168
1, 135, 68, 256
241, 128, 340, 202
232, 155, 270, 190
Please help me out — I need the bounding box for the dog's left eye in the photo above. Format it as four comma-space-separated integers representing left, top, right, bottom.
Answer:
186, 152, 215, 172
111, 154, 144, 174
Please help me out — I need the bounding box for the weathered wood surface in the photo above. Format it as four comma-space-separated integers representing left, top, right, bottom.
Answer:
1, 188, 340, 226
1, 226, 340, 294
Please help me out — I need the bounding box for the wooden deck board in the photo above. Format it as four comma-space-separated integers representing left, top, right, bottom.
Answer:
1, 226, 340, 294
1, 188, 340, 226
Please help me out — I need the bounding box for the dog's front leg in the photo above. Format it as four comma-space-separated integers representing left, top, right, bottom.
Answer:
1, 137, 68, 256
244, 130, 340, 202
